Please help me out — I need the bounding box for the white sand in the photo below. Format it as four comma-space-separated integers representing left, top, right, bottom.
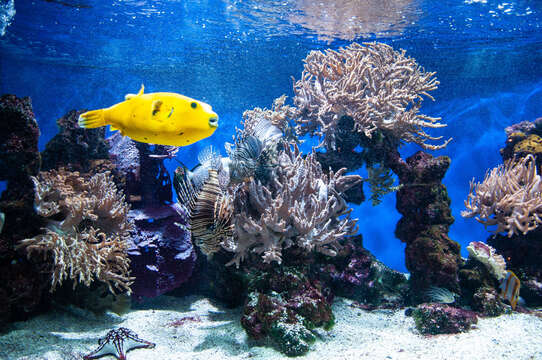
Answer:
1, 295, 541, 360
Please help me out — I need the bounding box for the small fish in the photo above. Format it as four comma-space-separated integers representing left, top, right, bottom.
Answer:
424, 286, 456, 304
499, 270, 521, 309
78, 85, 218, 146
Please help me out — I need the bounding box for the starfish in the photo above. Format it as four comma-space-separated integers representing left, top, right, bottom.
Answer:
84, 327, 155, 360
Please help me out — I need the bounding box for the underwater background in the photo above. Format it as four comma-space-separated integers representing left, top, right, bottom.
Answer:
1, 0, 541, 272
1, 1, 542, 359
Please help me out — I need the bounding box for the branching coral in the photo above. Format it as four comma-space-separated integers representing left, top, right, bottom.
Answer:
462, 154, 542, 237
293, 42, 450, 150
17, 169, 134, 294
223, 144, 361, 266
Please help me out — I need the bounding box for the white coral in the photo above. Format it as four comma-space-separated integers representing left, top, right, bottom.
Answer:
293, 42, 450, 150
225, 144, 360, 267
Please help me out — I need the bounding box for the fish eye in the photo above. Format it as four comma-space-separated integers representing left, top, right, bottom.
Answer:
191, 102, 197, 109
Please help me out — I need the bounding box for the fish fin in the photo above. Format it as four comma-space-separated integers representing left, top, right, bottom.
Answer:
125, 84, 145, 100
152, 100, 163, 116
109, 125, 120, 132
78, 109, 106, 129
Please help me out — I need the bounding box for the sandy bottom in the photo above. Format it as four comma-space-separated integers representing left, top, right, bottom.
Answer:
1, 295, 541, 360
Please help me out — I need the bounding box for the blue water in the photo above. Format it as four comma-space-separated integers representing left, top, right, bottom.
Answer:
1, 0, 541, 272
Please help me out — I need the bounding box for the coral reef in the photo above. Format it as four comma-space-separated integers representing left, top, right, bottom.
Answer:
392, 151, 460, 302
314, 235, 408, 309
241, 267, 333, 356
293, 42, 450, 151
41, 109, 109, 172
127, 204, 196, 301
464, 117, 542, 307
462, 154, 542, 237
17, 169, 134, 294
411, 303, 478, 335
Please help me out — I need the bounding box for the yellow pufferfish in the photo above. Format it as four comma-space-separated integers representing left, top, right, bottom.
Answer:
78, 85, 218, 146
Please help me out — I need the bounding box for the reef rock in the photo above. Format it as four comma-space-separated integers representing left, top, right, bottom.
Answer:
392, 151, 461, 303
0, 94, 47, 324
41, 109, 109, 172
241, 266, 334, 356
411, 303, 478, 335
315, 235, 408, 309
127, 204, 196, 301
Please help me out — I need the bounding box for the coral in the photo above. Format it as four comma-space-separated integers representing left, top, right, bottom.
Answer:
513, 134, 542, 156
466, 241, 506, 280
41, 110, 109, 172
17, 169, 134, 294
224, 144, 360, 266
392, 151, 460, 302
501, 118, 542, 164
241, 267, 333, 356
462, 154, 542, 237
127, 204, 196, 300
411, 303, 478, 335
239, 95, 296, 141
314, 235, 407, 309
293, 42, 450, 151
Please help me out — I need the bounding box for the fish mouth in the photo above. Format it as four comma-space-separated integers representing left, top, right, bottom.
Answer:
209, 116, 218, 128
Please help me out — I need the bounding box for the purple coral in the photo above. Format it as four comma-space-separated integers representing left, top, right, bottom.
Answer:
127, 204, 196, 301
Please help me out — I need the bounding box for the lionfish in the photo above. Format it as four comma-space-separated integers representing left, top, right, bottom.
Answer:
175, 165, 234, 257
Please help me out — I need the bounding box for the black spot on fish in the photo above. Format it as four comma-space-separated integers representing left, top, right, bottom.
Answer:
186, 140, 189, 143
179, 131, 184, 136
168, 107, 174, 118
152, 109, 159, 116
190, 102, 197, 109
144, 137, 148, 140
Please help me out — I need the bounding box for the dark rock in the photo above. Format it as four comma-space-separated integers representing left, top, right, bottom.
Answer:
392, 151, 460, 303
412, 303, 478, 335
41, 109, 109, 172
127, 204, 196, 301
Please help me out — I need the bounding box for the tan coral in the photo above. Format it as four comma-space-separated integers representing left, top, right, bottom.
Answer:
224, 144, 361, 267
293, 42, 450, 150
462, 154, 542, 237
17, 169, 134, 294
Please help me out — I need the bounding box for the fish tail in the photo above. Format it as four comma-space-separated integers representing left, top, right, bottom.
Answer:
78, 109, 106, 129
